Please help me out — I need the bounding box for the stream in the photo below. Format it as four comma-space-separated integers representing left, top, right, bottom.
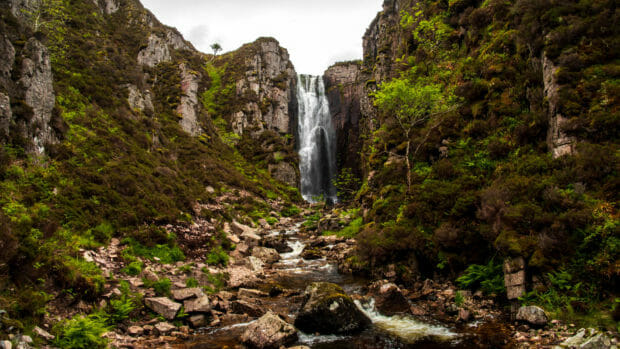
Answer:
178, 222, 507, 349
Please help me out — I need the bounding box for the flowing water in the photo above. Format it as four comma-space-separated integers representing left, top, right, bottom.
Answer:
181, 223, 508, 349
296, 75, 337, 203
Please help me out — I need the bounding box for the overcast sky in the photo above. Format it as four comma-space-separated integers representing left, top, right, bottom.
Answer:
140, 0, 383, 75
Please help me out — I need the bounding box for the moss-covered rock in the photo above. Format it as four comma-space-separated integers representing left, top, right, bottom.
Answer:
294, 282, 370, 334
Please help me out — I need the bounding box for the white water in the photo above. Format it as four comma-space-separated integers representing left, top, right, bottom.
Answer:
297, 74, 337, 203
355, 299, 458, 343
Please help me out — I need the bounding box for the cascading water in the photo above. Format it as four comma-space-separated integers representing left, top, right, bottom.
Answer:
296, 74, 337, 203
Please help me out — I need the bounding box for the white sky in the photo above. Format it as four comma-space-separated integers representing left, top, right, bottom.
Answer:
140, 0, 383, 75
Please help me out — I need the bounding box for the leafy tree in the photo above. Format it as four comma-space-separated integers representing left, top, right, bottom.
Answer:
373, 79, 456, 191
210, 42, 222, 57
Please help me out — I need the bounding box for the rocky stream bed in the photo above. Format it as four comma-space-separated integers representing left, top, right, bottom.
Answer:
13, 210, 618, 349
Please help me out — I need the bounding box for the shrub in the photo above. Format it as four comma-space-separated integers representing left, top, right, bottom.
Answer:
185, 277, 199, 288
456, 260, 506, 295
121, 238, 185, 264
205, 246, 229, 266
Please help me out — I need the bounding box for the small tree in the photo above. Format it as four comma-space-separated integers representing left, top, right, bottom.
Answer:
210, 43, 222, 57
373, 79, 454, 191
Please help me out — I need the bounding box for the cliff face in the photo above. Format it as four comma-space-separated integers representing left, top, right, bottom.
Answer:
323, 62, 364, 178
213, 37, 300, 188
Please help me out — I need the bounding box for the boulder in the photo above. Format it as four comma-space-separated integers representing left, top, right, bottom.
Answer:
171, 287, 204, 301
231, 299, 265, 317
145, 297, 182, 320
184, 295, 211, 313
241, 311, 298, 349
188, 314, 207, 328
294, 282, 371, 335
0, 341, 11, 349
239, 288, 269, 298
300, 247, 322, 260
370, 282, 410, 316
263, 236, 293, 253
516, 305, 547, 327
252, 247, 280, 264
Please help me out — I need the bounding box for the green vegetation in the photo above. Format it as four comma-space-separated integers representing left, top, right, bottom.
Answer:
121, 238, 185, 264
456, 260, 505, 295
53, 313, 109, 349
324, 217, 364, 239
144, 277, 172, 297
353, 0, 618, 327
281, 205, 301, 217
205, 245, 229, 266
455, 291, 465, 307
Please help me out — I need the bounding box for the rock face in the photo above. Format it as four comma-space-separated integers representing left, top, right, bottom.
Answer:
516, 305, 548, 327
323, 62, 364, 178
294, 282, 371, 335
230, 38, 297, 136
241, 311, 298, 349
543, 55, 576, 158
0, 33, 57, 153
221, 38, 300, 188
137, 30, 192, 67
177, 63, 203, 136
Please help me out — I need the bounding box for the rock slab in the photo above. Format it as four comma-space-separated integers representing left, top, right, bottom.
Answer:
145, 297, 182, 320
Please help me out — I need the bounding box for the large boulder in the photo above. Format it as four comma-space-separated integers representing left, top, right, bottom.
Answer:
516, 305, 548, 327
369, 281, 410, 316
294, 282, 370, 334
252, 247, 280, 264
144, 297, 181, 320
240, 311, 298, 349
184, 295, 211, 313
227, 266, 260, 288
262, 236, 293, 253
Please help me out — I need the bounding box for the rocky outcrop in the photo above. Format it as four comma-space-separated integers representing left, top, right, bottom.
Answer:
137, 30, 192, 67
126, 84, 154, 114
0, 29, 57, 153
323, 62, 364, 177
177, 64, 203, 136
294, 282, 370, 335
229, 38, 297, 136
543, 55, 576, 158
240, 311, 298, 349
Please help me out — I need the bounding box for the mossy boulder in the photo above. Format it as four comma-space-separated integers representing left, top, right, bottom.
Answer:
294, 282, 370, 334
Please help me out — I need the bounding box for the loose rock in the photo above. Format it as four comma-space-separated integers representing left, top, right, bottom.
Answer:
516, 306, 548, 327
145, 297, 182, 320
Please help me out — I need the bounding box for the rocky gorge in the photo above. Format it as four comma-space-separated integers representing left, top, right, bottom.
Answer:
0, 0, 618, 348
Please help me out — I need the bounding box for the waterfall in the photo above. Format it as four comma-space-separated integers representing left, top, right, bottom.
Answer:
296, 74, 337, 203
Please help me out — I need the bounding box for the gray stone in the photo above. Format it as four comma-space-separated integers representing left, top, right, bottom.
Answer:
251, 247, 280, 264
580, 333, 612, 349
0, 340, 11, 349
127, 84, 154, 113
246, 256, 264, 273
184, 295, 211, 313
516, 305, 548, 327
171, 287, 204, 301
240, 311, 298, 349
543, 55, 576, 158
0, 93, 10, 140
145, 297, 182, 320
137, 34, 171, 67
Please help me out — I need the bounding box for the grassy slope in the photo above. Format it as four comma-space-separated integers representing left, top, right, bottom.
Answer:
0, 0, 299, 331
